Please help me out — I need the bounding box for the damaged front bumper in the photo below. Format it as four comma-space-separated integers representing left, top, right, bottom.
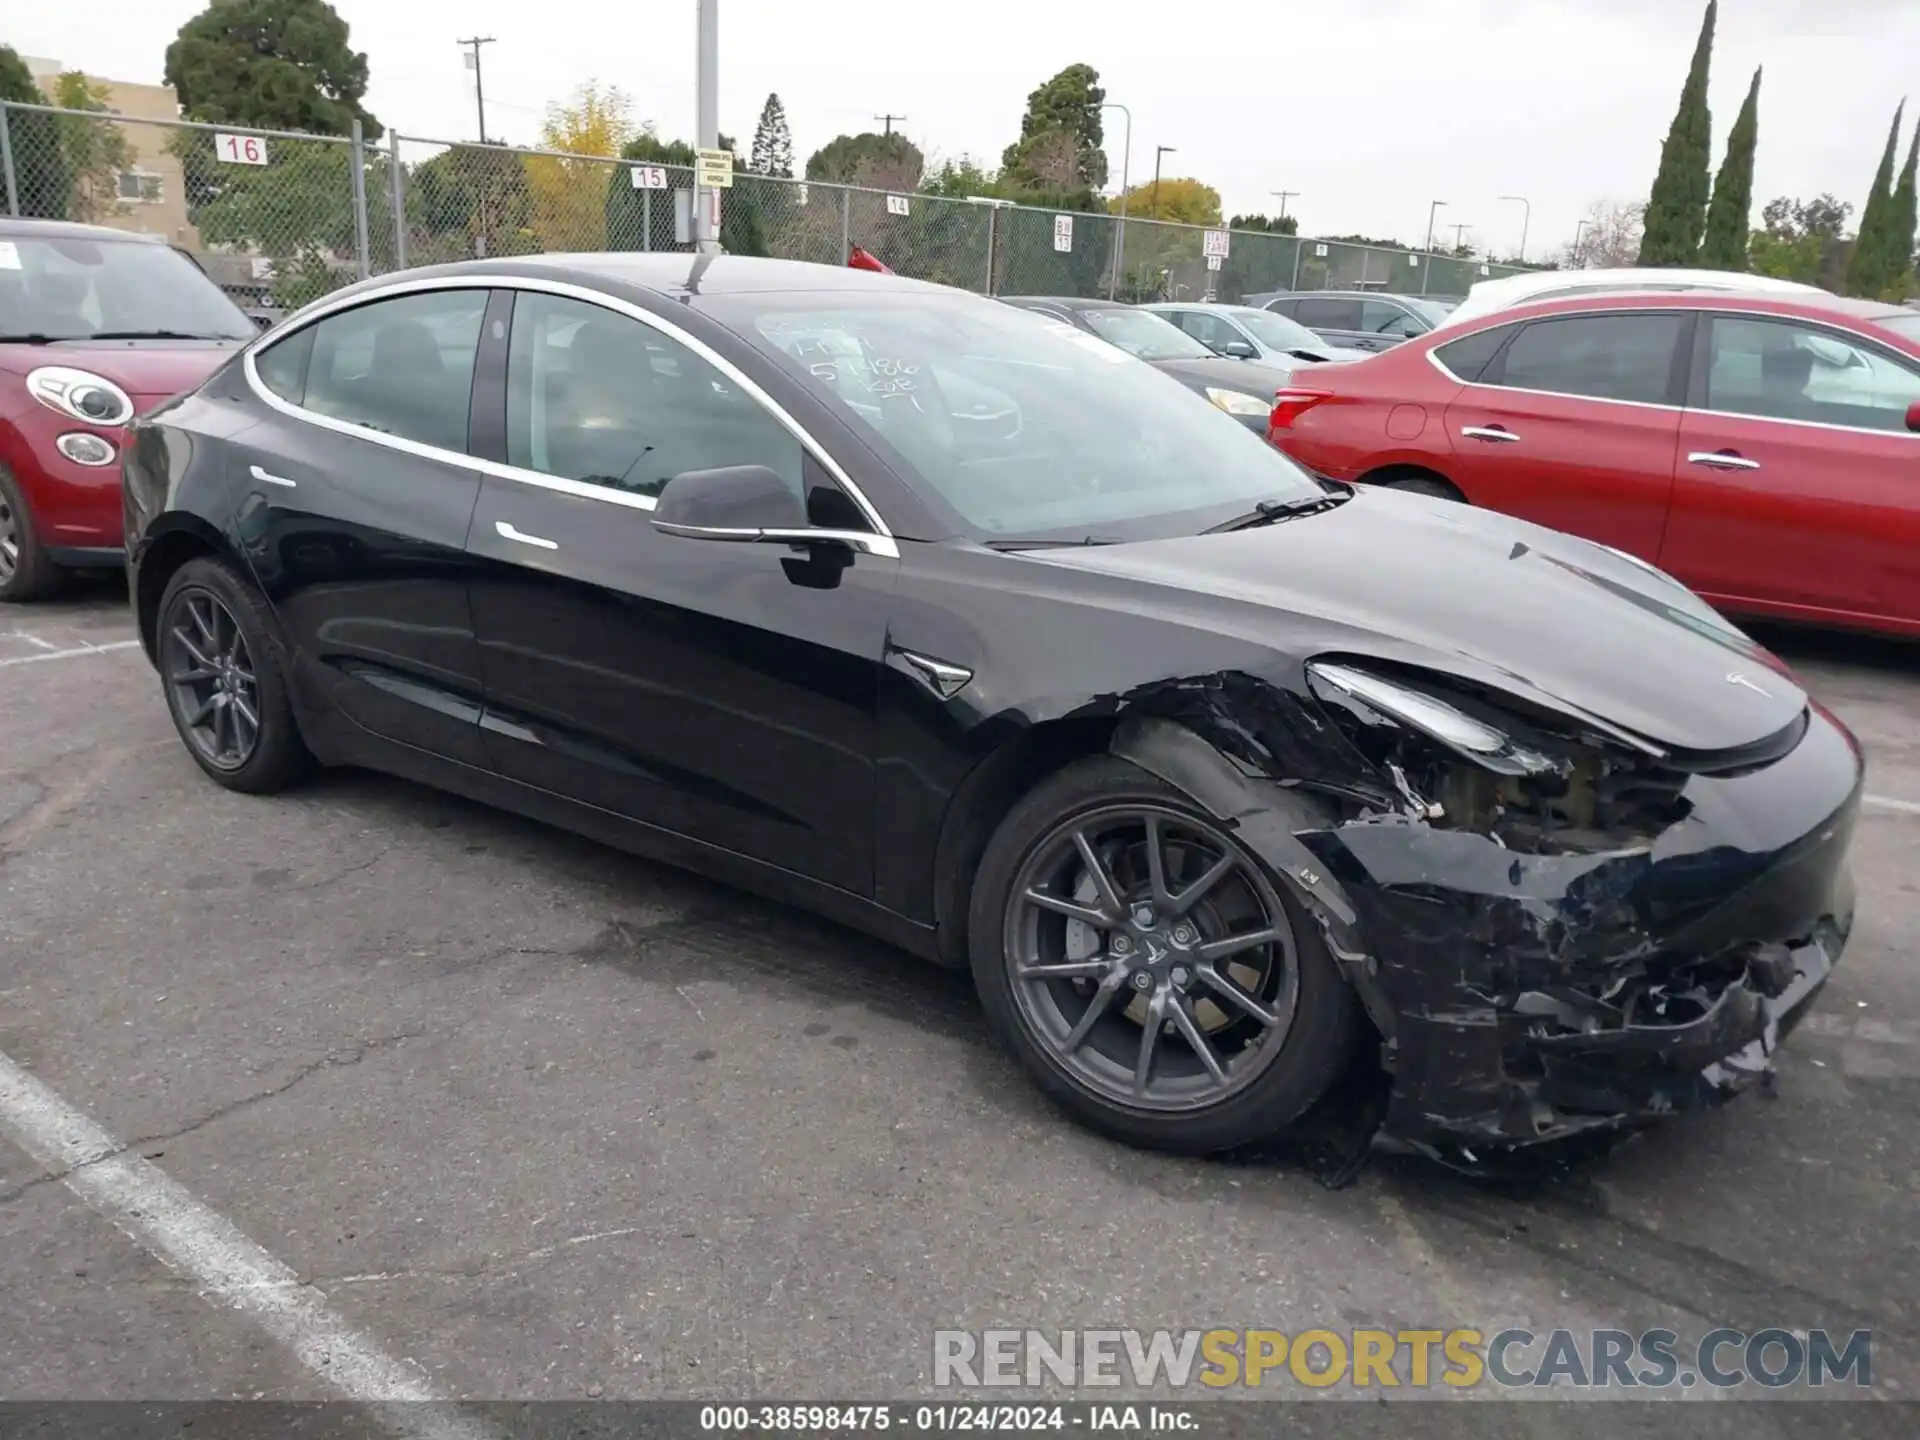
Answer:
1296, 702, 1863, 1155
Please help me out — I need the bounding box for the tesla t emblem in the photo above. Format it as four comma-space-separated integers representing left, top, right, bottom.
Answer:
1726, 672, 1772, 697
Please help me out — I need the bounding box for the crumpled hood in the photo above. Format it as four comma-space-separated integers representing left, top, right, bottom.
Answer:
1030, 485, 1806, 755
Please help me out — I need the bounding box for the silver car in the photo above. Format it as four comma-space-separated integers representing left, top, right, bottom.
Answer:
1143, 302, 1372, 370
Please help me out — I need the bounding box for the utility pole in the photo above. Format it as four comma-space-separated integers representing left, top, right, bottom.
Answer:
1449, 222, 1470, 252
457, 36, 496, 143
873, 113, 907, 136
1271, 190, 1298, 223
694, 0, 720, 254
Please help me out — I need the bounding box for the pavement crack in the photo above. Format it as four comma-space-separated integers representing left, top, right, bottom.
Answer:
281, 845, 398, 893
309, 1226, 653, 1291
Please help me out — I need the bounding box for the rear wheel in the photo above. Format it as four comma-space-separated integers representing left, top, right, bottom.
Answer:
157, 558, 315, 793
970, 756, 1357, 1154
0, 469, 61, 602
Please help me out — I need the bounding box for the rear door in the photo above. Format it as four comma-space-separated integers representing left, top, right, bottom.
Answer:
1439, 309, 1692, 558
1660, 312, 1920, 628
236, 285, 496, 765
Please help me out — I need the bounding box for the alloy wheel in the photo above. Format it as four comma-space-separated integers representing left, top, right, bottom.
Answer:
163, 589, 262, 771
1002, 803, 1300, 1114
0, 494, 19, 585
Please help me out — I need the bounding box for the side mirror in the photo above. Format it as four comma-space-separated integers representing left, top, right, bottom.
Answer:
652, 464, 808, 542
1219, 338, 1259, 359
249, 310, 276, 332
1907, 400, 1920, 434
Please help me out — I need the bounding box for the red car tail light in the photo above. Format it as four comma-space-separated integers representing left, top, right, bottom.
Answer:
1268, 389, 1331, 431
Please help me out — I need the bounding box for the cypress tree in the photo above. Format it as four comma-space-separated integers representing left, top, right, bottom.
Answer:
1700, 68, 1761, 271
1883, 118, 1919, 297
1639, 0, 1716, 266
1846, 101, 1903, 297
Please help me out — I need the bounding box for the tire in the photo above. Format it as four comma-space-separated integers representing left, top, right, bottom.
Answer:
0, 468, 61, 602
156, 556, 315, 794
970, 755, 1358, 1155
1385, 475, 1463, 502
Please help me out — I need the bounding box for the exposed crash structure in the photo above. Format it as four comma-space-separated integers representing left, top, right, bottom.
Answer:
1104, 640, 1861, 1165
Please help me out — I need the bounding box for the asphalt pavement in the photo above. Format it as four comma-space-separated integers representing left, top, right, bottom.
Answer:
1, 579, 1916, 1435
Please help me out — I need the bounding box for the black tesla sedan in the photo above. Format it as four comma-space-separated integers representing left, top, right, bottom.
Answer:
124, 254, 1861, 1163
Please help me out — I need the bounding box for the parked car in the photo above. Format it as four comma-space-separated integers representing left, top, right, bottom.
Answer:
126, 254, 1859, 1161
1260, 291, 1454, 352
1267, 289, 1920, 637
0, 218, 257, 599
998, 295, 1295, 431
1141, 302, 1371, 366
1436, 266, 1827, 333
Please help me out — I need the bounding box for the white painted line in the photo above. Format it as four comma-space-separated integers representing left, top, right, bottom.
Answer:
0, 639, 141, 668
0, 1048, 497, 1440
1, 630, 60, 651
1865, 794, 1920, 816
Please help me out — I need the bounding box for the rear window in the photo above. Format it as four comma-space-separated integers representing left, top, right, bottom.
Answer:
1432, 324, 1512, 382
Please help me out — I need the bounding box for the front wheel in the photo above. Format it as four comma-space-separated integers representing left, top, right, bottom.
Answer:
0, 469, 60, 602
969, 756, 1357, 1154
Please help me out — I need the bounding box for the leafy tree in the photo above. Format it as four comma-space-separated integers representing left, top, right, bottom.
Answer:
1110, 177, 1220, 226
1638, 0, 1715, 265
1884, 120, 1919, 299
165, 0, 380, 137
749, 93, 793, 178
1560, 199, 1647, 269
49, 72, 136, 223
805, 132, 924, 190
1845, 102, 1904, 297
0, 45, 70, 219
920, 157, 1001, 199
1228, 213, 1298, 236
999, 63, 1107, 194
1748, 193, 1853, 289
524, 83, 636, 251
408, 142, 536, 262
1699, 66, 1760, 271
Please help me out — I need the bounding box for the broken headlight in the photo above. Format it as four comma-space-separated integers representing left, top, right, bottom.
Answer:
1305, 662, 1560, 778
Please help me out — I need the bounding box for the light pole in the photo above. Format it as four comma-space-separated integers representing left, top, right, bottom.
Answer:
1423, 200, 1447, 255
1102, 102, 1131, 300
1574, 218, 1593, 266
693, 0, 721, 254
1499, 194, 1530, 263
1152, 145, 1176, 220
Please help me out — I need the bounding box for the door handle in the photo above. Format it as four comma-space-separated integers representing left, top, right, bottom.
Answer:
495, 520, 559, 550
248, 464, 296, 488
1688, 450, 1761, 471
1461, 425, 1520, 443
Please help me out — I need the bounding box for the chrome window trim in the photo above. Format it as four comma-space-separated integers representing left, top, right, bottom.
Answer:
1426, 305, 1920, 436
241, 272, 901, 559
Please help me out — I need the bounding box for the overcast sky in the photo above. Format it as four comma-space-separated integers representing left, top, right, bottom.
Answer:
8, 0, 1913, 258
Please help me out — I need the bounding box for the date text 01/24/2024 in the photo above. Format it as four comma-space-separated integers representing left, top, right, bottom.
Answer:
698, 1404, 1197, 1432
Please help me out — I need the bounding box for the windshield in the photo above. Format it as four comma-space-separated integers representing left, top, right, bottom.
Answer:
1076, 306, 1216, 361
0, 233, 254, 341
1404, 297, 1457, 326
720, 292, 1323, 542
1234, 309, 1326, 352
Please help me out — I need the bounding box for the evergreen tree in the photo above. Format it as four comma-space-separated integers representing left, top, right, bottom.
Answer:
748, 93, 793, 178
1699, 67, 1760, 271
1846, 101, 1904, 297
165, 0, 380, 137
1000, 63, 1107, 195
1638, 0, 1716, 265
1881, 117, 1919, 297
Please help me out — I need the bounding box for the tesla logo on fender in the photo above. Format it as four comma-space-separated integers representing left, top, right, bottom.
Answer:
1726, 672, 1772, 697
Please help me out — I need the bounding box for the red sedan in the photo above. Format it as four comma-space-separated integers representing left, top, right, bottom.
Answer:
1, 218, 258, 600
1268, 290, 1920, 638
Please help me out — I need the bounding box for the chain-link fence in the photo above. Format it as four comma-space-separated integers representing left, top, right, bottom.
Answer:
1, 99, 1535, 314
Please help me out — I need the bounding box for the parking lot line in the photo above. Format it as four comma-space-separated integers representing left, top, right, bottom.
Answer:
1865, 794, 1920, 816
0, 639, 141, 668
0, 1048, 498, 1440
0, 630, 59, 652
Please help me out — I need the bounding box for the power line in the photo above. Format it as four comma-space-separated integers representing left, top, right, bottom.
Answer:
457, 36, 497, 144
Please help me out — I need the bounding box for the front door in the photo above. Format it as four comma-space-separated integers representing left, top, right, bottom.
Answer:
236, 285, 496, 765
1660, 312, 1920, 628
463, 287, 896, 895
1439, 309, 1692, 559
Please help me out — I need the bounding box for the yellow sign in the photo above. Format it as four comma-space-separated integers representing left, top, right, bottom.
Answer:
695, 148, 734, 188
